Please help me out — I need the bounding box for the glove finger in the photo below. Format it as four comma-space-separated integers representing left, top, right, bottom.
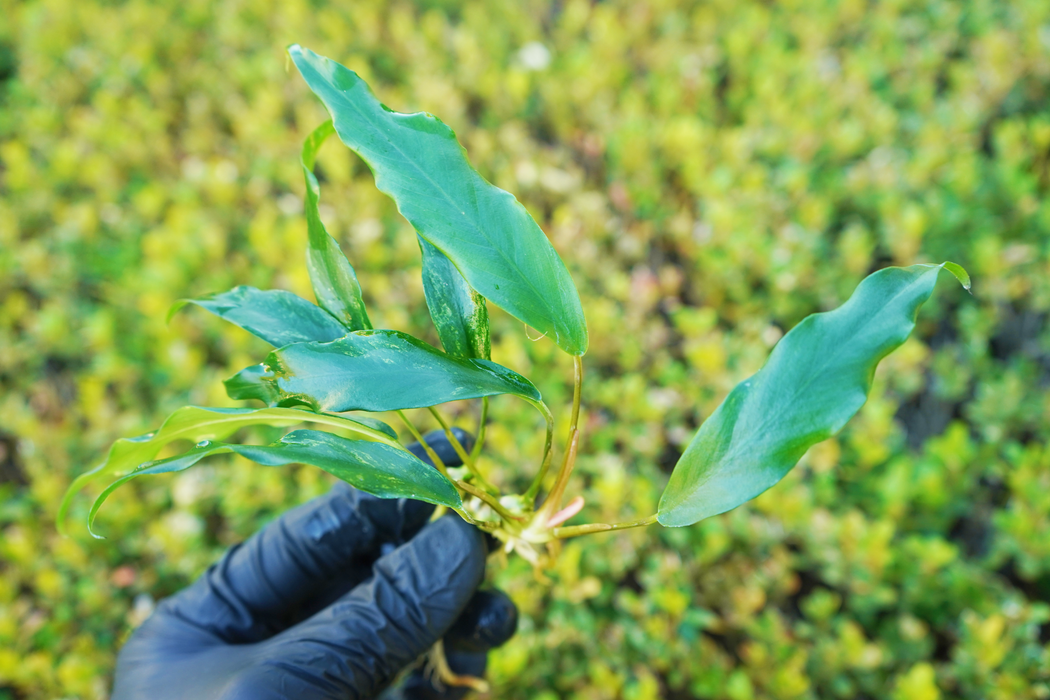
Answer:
159, 429, 472, 644
444, 588, 518, 653
260, 515, 486, 699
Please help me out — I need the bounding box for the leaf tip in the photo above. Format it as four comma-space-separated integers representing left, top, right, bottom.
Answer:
87, 517, 106, 540
166, 299, 190, 324
941, 261, 971, 294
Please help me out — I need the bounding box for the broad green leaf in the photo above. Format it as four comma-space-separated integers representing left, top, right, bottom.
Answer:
658, 263, 969, 527
288, 45, 588, 356
419, 235, 490, 359
88, 429, 461, 537
301, 121, 372, 330
58, 406, 397, 533
225, 329, 541, 413
169, 286, 347, 347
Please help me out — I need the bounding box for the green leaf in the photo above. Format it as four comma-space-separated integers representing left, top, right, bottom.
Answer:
941, 261, 972, 292
222, 363, 280, 406
88, 429, 461, 538
288, 45, 588, 356
169, 286, 348, 347
658, 263, 969, 527
58, 406, 397, 533
419, 235, 490, 359
301, 120, 372, 330
225, 329, 541, 413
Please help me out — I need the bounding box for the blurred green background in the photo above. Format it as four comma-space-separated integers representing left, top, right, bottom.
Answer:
2, 0, 1050, 698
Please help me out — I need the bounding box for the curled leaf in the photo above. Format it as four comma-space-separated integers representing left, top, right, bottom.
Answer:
301, 121, 372, 329
419, 235, 490, 359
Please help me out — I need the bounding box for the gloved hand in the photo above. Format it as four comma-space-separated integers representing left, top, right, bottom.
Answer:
112, 429, 517, 700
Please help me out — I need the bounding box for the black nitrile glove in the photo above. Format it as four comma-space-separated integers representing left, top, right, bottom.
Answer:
112, 429, 517, 700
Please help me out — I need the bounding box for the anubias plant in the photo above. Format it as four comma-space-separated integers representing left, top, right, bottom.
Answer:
61, 46, 970, 585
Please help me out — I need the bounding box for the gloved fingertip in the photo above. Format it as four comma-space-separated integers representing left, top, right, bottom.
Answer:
445, 589, 518, 653
372, 514, 487, 610
318, 482, 435, 548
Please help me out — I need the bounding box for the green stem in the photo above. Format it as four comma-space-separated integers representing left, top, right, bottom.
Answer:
397, 410, 449, 479
535, 355, 584, 513
552, 514, 658, 539
470, 397, 488, 461
523, 402, 555, 504
540, 428, 579, 520
427, 406, 498, 494
456, 480, 523, 522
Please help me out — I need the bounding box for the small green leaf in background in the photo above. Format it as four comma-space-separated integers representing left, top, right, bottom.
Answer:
419, 235, 490, 359
169, 286, 348, 347
658, 263, 970, 527
225, 329, 541, 413
288, 45, 588, 356
88, 429, 461, 537
301, 120, 372, 330
57, 406, 397, 533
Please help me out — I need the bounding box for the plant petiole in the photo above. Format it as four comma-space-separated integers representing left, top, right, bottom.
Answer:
523, 402, 555, 505
528, 355, 583, 506
456, 480, 525, 523
537, 427, 579, 523
397, 410, 450, 478
428, 406, 499, 495
470, 397, 488, 461
552, 514, 658, 539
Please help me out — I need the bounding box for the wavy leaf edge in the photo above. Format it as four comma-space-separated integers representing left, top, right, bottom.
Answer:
657, 262, 970, 527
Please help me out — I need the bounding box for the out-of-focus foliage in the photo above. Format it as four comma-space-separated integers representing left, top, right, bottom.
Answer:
1, 0, 1049, 698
